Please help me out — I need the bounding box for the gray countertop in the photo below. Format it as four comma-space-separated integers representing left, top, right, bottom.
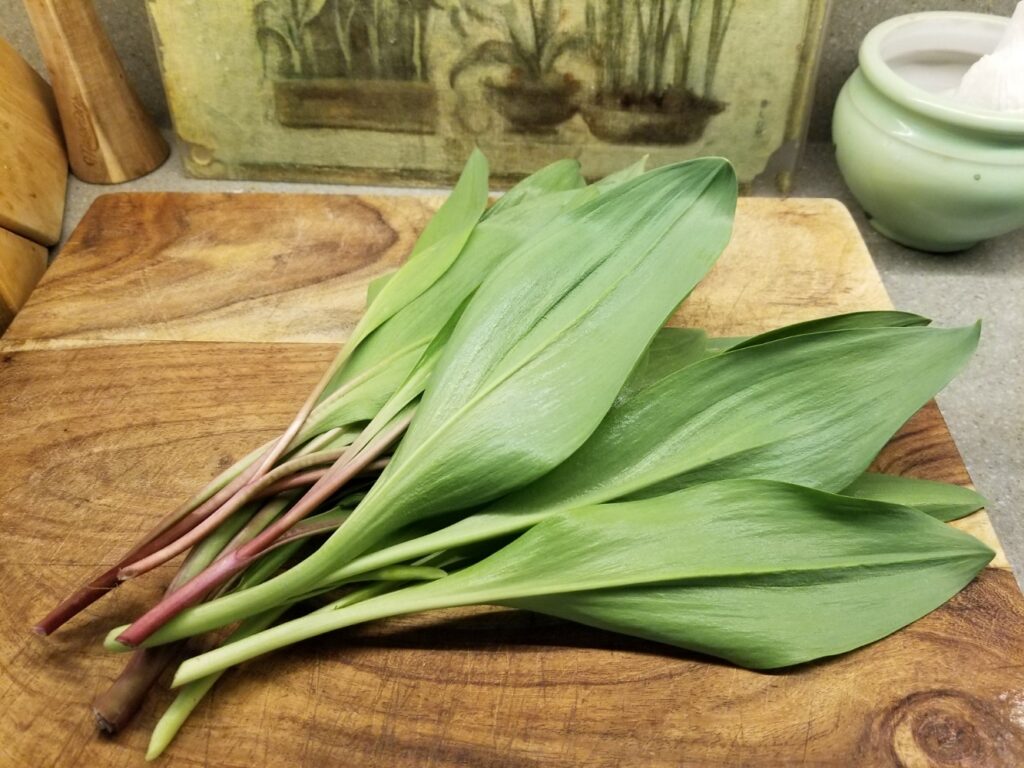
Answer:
52, 138, 1024, 585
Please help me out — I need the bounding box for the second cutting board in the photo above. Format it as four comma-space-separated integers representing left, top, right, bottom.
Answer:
0, 36, 66, 245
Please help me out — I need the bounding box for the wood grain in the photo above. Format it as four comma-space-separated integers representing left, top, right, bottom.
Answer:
0, 36, 67, 245
0, 342, 1020, 768
0, 191, 1020, 766
0, 227, 47, 333
22, 0, 168, 184
7, 195, 884, 345
5, 192, 439, 344
677, 197, 892, 335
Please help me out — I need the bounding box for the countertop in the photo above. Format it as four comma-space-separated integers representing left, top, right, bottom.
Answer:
48, 138, 1024, 586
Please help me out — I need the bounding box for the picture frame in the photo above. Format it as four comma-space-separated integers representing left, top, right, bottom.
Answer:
147, 0, 830, 190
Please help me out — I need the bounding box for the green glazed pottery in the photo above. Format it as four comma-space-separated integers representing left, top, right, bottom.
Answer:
833, 12, 1024, 253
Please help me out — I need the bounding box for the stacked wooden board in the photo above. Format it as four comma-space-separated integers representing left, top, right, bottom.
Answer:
0, 36, 66, 332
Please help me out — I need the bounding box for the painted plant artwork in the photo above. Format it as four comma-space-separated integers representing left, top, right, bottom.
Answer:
582, 0, 732, 144
147, 0, 828, 189
257, 0, 438, 133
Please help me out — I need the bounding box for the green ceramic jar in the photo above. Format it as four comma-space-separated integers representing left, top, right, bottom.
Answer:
833, 12, 1024, 252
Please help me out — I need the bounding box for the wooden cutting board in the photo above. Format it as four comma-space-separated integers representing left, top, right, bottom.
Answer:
1, 193, 1021, 767
0, 37, 67, 246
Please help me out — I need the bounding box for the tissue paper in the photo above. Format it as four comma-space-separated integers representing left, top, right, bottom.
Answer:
953, 1, 1024, 111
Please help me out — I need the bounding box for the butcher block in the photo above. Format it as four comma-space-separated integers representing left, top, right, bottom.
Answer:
1, 192, 1021, 767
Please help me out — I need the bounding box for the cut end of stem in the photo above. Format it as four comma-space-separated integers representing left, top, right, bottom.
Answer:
32, 624, 48, 637
109, 637, 135, 652
113, 632, 139, 650
115, 569, 133, 583
103, 625, 131, 651
93, 707, 117, 735
170, 668, 189, 689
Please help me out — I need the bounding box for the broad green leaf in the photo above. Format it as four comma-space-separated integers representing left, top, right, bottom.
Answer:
309, 159, 605, 436
306, 149, 489, 419
503, 482, 992, 669
840, 473, 988, 522
320, 326, 708, 574
353, 158, 737, 536
142, 159, 737, 643
318, 323, 980, 582
172, 479, 992, 683
343, 297, 472, 457
331, 156, 625, 394
622, 327, 708, 396
338, 155, 650, 402
509, 324, 980, 509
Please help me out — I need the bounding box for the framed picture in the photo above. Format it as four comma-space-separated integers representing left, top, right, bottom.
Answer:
148, 1, 829, 190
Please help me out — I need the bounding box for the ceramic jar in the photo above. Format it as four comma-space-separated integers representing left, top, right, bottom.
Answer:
833, 12, 1024, 252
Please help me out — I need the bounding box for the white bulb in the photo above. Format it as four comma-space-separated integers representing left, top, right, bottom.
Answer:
954, 1, 1024, 112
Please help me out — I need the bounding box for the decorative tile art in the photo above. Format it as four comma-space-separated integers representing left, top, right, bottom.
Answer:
148, 0, 829, 189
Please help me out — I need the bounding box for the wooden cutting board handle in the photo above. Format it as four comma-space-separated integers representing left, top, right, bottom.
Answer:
22, 0, 169, 184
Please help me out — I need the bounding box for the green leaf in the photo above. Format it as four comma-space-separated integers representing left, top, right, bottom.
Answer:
343, 296, 473, 458
302, 343, 426, 436
346, 155, 647, 411
620, 327, 708, 396
309, 158, 601, 437
501, 481, 993, 669
143, 159, 737, 643
365, 271, 395, 307
727, 310, 930, 351
171, 479, 992, 683
290, 149, 488, 426
485, 158, 585, 220
352, 158, 737, 538
590, 156, 648, 191
840, 473, 988, 522
510, 323, 980, 509
313, 325, 709, 585
336, 149, 489, 357
317, 322, 980, 583
340, 161, 605, 398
